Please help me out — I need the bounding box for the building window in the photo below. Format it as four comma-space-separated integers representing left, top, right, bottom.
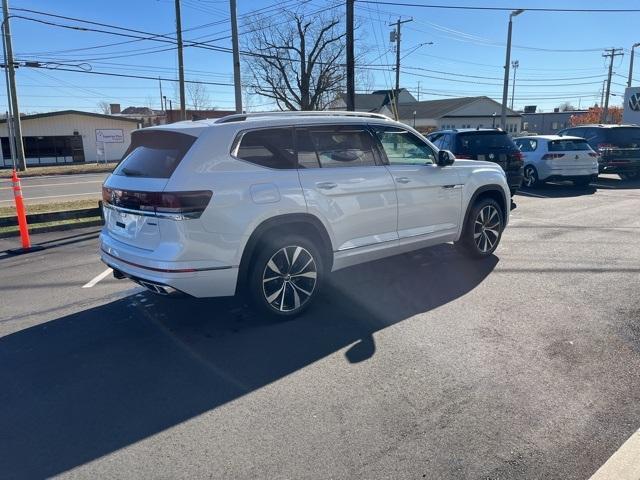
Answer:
1, 135, 82, 165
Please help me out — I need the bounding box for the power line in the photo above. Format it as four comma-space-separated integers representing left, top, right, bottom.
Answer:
356, 1, 640, 13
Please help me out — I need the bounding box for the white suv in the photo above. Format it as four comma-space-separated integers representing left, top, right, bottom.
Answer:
100, 112, 510, 318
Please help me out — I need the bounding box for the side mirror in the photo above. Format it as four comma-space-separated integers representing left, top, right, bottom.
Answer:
437, 150, 455, 166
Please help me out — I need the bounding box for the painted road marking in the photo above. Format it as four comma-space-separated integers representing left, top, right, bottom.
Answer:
589, 428, 640, 480
0, 180, 103, 191
82, 268, 113, 288
0, 192, 100, 204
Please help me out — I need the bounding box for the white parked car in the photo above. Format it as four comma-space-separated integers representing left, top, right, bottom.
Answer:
100, 112, 511, 318
513, 135, 599, 187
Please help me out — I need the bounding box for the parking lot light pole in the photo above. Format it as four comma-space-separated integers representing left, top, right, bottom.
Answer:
501, 9, 524, 130
628, 42, 640, 88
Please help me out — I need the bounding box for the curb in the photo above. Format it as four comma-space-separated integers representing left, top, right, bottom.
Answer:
0, 219, 103, 238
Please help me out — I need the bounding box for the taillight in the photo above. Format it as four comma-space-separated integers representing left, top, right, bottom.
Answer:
512, 151, 524, 162
597, 143, 615, 150
455, 154, 473, 159
542, 153, 565, 160
102, 187, 212, 219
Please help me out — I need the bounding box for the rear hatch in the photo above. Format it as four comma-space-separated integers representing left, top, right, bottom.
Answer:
597, 127, 640, 164
454, 131, 523, 173
102, 129, 200, 251
546, 138, 597, 169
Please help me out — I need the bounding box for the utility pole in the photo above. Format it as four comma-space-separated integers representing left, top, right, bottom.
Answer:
628, 42, 640, 88
230, 0, 242, 113
158, 77, 164, 111
345, 0, 355, 111
2, 0, 25, 171
510, 60, 519, 110
390, 17, 412, 120
602, 48, 623, 123
600, 79, 606, 108
174, 0, 186, 120
417, 81, 420, 101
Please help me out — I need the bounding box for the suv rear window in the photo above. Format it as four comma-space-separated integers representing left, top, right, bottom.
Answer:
113, 130, 196, 179
548, 139, 592, 151
601, 127, 640, 148
455, 132, 516, 153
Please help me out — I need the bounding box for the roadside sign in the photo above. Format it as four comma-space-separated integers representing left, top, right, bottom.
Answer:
96, 129, 124, 143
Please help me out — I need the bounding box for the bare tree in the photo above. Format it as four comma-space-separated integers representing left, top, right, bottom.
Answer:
187, 82, 211, 110
243, 9, 346, 111
97, 101, 111, 114
558, 101, 576, 112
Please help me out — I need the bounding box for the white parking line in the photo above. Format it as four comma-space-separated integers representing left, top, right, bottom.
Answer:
82, 268, 113, 288
589, 428, 640, 480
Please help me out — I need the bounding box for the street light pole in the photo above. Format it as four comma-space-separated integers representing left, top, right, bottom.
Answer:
500, 9, 524, 130
510, 60, 519, 110
628, 42, 640, 88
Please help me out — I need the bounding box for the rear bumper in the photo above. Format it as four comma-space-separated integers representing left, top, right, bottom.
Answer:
100, 231, 238, 298
599, 159, 640, 173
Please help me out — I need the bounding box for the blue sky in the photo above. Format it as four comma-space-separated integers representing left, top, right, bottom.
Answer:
2, 0, 639, 114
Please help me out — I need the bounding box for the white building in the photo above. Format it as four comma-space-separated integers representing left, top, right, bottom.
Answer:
0, 110, 140, 167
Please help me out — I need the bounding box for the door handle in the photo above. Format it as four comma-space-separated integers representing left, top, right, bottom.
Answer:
316, 181, 338, 190
396, 177, 411, 184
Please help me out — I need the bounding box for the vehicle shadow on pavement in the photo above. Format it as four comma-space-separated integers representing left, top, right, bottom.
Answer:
0, 244, 497, 479
594, 177, 640, 190
517, 183, 598, 199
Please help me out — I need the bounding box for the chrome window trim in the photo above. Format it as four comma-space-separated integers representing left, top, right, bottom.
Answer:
103, 202, 200, 221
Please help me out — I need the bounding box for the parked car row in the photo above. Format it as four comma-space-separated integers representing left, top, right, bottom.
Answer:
426, 124, 640, 189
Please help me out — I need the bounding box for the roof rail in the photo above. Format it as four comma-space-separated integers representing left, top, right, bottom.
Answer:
214, 110, 392, 124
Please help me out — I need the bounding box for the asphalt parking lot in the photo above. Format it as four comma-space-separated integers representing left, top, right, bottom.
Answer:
1, 175, 639, 479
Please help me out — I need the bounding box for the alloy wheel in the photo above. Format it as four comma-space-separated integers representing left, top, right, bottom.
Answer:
523, 166, 536, 187
262, 246, 317, 312
473, 205, 501, 254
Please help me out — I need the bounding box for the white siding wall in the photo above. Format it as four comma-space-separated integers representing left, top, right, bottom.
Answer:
438, 117, 521, 133
0, 113, 138, 165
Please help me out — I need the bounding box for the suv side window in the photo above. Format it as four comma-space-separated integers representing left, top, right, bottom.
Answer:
515, 138, 537, 152
427, 133, 444, 149
308, 126, 377, 168
372, 126, 436, 165
235, 128, 295, 169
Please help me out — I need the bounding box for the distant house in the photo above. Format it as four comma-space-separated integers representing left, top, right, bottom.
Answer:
328, 91, 521, 134
327, 88, 417, 114
396, 96, 522, 134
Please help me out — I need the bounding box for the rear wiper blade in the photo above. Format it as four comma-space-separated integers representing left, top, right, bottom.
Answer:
121, 167, 144, 176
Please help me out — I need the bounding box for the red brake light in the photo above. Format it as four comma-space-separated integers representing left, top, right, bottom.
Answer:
454, 154, 473, 159
542, 153, 565, 160
512, 151, 524, 161
102, 187, 212, 219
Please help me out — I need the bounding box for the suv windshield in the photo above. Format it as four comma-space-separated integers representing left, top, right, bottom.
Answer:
113, 130, 197, 178
601, 127, 640, 148
455, 132, 516, 153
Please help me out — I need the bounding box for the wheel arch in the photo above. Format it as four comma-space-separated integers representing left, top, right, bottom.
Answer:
462, 185, 508, 231
237, 213, 334, 290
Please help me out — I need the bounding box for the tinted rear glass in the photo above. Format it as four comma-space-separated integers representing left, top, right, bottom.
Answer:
455, 132, 516, 153
548, 139, 592, 151
236, 128, 295, 169
113, 130, 196, 179
601, 127, 640, 147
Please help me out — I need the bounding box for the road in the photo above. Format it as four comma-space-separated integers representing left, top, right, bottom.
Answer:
0, 172, 107, 206
1, 177, 640, 479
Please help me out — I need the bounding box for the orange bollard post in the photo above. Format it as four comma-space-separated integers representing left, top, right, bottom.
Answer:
11, 169, 31, 249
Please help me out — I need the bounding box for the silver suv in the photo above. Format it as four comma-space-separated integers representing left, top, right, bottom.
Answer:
100, 112, 510, 318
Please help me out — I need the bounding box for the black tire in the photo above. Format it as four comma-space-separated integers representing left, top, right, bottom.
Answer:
572, 176, 592, 187
619, 170, 640, 181
457, 198, 504, 259
247, 233, 324, 319
522, 165, 539, 188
